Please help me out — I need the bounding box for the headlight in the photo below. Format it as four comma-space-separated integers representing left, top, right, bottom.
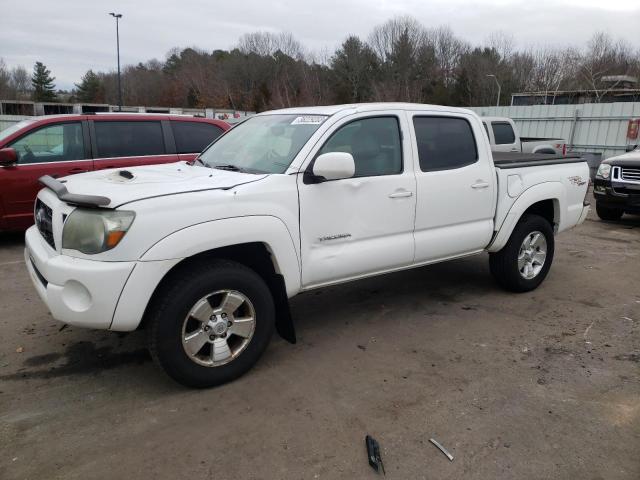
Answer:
62, 209, 135, 254
596, 163, 611, 179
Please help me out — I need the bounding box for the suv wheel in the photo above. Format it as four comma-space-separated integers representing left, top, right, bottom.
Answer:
489, 214, 555, 292
596, 202, 624, 221
148, 259, 275, 388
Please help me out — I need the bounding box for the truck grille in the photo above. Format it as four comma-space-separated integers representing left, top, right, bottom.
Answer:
620, 167, 640, 182
35, 199, 55, 249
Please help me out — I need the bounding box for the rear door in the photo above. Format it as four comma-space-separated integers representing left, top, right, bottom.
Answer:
90, 119, 178, 170
171, 120, 225, 162
1, 121, 92, 230
490, 121, 519, 152
410, 113, 496, 263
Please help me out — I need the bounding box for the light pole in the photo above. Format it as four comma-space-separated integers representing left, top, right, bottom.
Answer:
487, 74, 501, 107
109, 12, 123, 111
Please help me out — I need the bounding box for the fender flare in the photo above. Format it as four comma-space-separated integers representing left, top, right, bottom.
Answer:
110, 216, 301, 334
141, 215, 301, 296
488, 182, 564, 252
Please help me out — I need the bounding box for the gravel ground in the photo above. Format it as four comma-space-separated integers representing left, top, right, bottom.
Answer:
1, 200, 638, 480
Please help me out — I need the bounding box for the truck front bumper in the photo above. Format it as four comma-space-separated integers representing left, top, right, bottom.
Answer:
25, 226, 136, 329
25, 226, 180, 331
593, 178, 640, 214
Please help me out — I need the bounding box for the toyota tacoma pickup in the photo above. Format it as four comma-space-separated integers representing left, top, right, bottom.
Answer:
482, 116, 567, 155
593, 145, 640, 220
24, 103, 590, 387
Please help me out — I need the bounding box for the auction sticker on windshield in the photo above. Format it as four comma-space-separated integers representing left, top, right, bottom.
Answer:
291, 115, 326, 125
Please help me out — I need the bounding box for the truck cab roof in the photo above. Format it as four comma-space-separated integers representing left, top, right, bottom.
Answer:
260, 103, 478, 117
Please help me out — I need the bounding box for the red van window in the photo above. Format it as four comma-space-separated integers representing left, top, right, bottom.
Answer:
95, 121, 165, 158
10, 122, 84, 164
173, 121, 224, 154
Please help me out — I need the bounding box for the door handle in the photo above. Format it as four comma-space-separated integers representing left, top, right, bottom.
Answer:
388, 190, 414, 198
68, 168, 89, 174
471, 181, 490, 189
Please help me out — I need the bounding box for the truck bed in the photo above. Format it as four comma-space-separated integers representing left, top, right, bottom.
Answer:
493, 152, 584, 169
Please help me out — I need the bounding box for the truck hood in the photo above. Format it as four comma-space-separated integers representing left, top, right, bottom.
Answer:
57, 162, 268, 208
603, 149, 640, 167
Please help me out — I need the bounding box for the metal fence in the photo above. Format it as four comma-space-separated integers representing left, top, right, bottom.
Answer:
0, 102, 256, 133
470, 101, 640, 159
0, 115, 29, 132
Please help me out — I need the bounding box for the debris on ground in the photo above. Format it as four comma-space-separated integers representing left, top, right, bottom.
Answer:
429, 437, 454, 461
365, 435, 385, 475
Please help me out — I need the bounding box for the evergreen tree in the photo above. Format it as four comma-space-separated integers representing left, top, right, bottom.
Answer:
75, 70, 103, 102
31, 62, 57, 101
331, 36, 378, 103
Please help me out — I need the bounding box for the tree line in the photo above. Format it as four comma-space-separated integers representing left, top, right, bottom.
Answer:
1, 16, 639, 110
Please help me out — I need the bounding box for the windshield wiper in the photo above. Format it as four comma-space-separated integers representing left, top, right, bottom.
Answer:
213, 164, 244, 172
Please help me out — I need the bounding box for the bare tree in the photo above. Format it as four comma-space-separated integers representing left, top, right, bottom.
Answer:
368, 16, 426, 62
578, 32, 635, 102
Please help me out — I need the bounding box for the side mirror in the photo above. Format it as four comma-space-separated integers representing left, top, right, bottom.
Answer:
311, 152, 355, 182
625, 144, 638, 153
0, 147, 17, 166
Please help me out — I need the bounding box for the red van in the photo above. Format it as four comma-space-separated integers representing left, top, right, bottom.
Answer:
0, 114, 229, 231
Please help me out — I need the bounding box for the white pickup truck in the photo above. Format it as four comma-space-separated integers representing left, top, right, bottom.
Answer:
482, 116, 567, 155
25, 103, 590, 387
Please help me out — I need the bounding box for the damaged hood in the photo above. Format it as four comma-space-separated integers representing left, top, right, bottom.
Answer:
54, 162, 268, 208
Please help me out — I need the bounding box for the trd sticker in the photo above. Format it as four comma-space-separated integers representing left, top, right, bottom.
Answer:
568, 175, 587, 186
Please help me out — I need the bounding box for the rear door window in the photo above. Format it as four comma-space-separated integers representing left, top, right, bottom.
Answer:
172, 121, 224, 154
491, 122, 516, 144
94, 121, 165, 158
9, 122, 85, 164
413, 116, 478, 171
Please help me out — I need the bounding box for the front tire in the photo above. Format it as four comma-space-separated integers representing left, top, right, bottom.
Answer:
596, 202, 624, 221
489, 214, 555, 292
148, 259, 275, 388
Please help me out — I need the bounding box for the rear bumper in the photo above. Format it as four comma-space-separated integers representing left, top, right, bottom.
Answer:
578, 203, 590, 225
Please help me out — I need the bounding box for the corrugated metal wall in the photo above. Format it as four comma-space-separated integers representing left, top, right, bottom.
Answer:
469, 102, 640, 159
0, 115, 30, 132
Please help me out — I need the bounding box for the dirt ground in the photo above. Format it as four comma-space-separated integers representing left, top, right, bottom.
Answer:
1, 199, 639, 480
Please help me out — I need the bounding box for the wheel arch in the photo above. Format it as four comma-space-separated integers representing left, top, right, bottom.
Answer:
531, 145, 556, 154
112, 216, 300, 342
488, 182, 564, 253
139, 242, 297, 342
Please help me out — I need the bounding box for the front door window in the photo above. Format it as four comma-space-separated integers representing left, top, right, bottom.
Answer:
10, 123, 84, 164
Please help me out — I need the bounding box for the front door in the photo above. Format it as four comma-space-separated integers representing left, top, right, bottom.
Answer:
410, 113, 496, 262
297, 112, 417, 288
1, 121, 92, 230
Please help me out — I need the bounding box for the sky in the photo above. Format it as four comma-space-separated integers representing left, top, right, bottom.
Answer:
1, 0, 639, 90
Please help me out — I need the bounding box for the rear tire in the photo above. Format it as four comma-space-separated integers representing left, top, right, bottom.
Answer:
489, 214, 555, 292
596, 202, 624, 221
148, 259, 275, 388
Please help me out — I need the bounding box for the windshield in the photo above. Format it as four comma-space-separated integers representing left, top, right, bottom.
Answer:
0, 120, 36, 144
198, 114, 327, 173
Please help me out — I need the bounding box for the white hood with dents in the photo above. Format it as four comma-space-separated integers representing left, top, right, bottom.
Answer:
57, 162, 268, 208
